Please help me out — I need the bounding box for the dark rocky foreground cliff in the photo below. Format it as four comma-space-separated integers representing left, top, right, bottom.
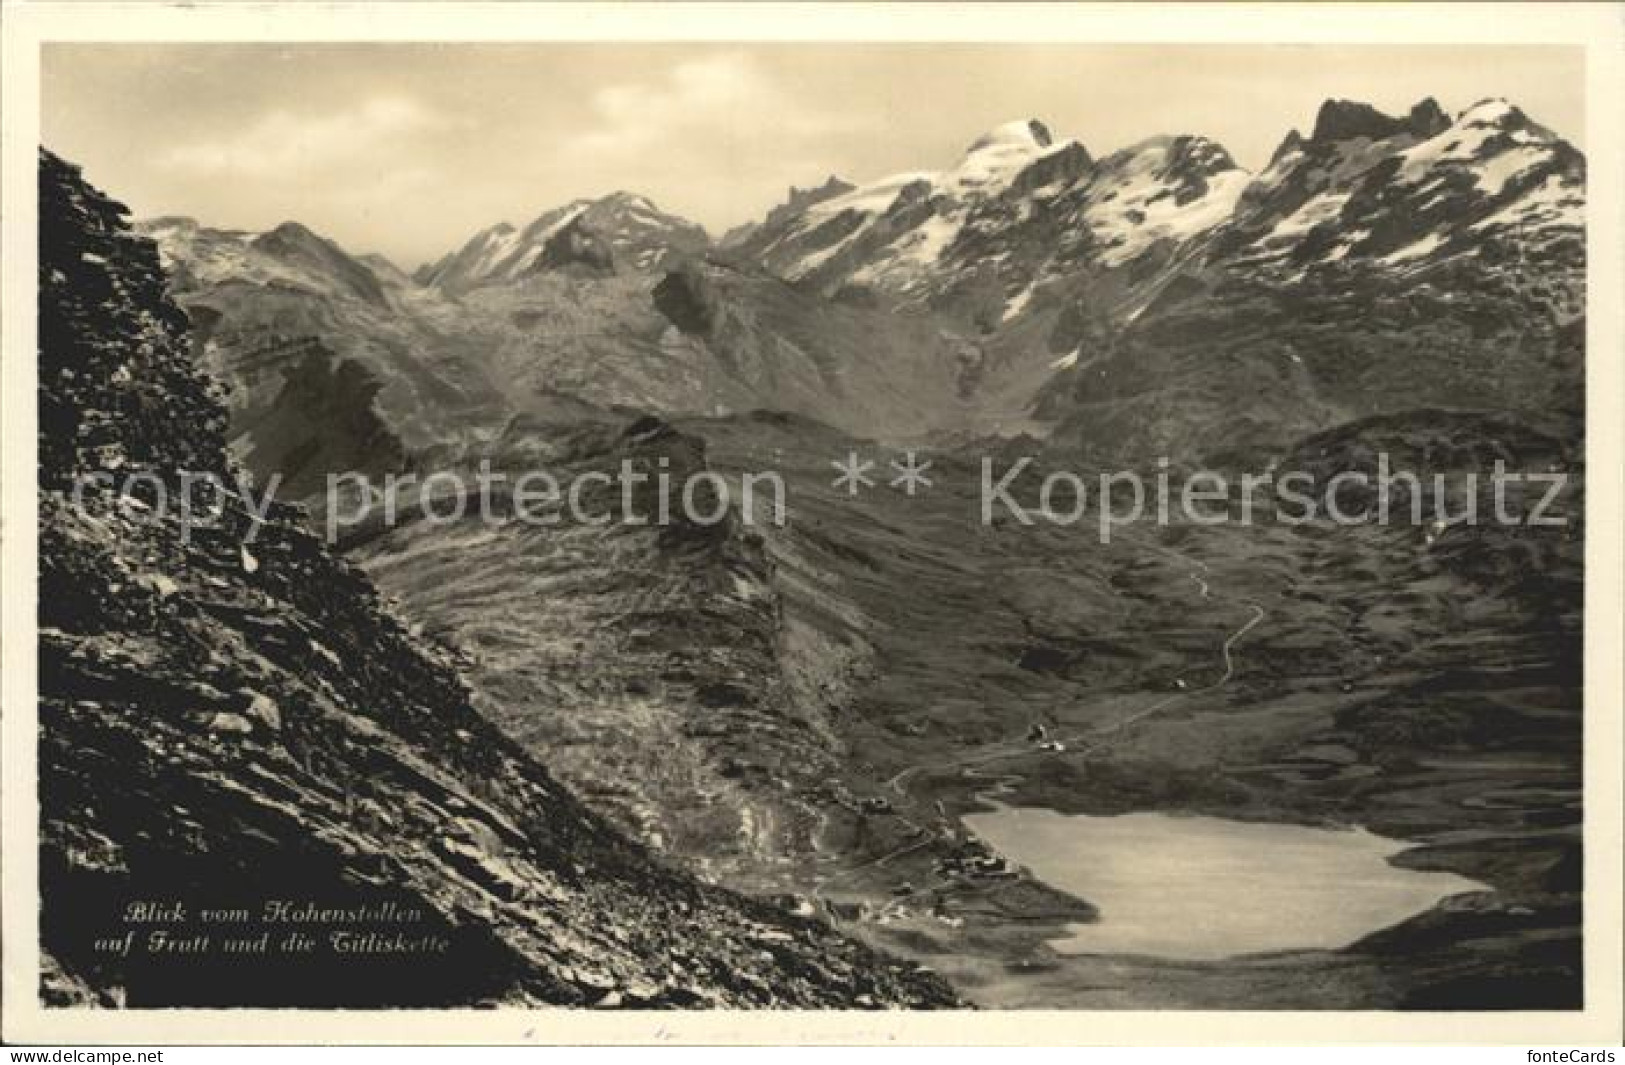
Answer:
36, 148, 957, 1009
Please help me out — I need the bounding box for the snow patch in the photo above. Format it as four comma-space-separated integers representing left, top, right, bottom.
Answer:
1088, 164, 1251, 267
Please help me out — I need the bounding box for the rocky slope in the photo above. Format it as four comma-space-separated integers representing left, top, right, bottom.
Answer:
736, 99, 1580, 320
341, 411, 845, 885
38, 148, 955, 1009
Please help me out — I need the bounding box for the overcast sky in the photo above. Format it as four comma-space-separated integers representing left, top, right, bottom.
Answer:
42, 43, 1582, 270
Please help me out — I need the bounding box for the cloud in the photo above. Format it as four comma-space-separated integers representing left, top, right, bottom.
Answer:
159, 96, 448, 178
560, 52, 878, 163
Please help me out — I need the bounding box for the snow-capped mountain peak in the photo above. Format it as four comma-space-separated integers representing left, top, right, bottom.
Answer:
1222, 95, 1582, 297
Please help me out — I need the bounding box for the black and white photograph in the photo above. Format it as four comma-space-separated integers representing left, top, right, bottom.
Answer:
2, 0, 1621, 1049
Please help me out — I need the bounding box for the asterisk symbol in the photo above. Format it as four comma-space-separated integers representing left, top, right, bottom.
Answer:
831, 451, 876, 496
889, 451, 934, 496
